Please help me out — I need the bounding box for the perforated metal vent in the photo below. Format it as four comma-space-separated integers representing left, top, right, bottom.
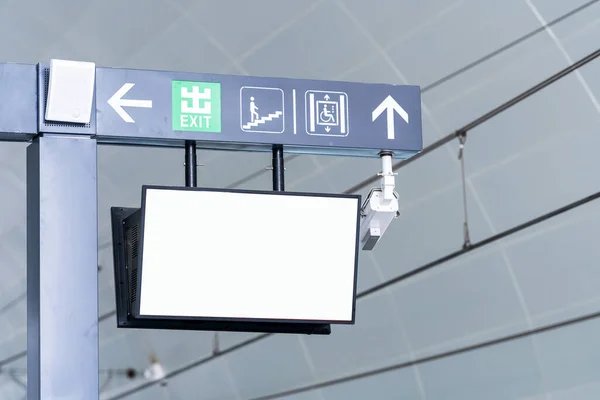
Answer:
125, 221, 141, 306
130, 225, 139, 259
42, 68, 91, 128
130, 268, 138, 304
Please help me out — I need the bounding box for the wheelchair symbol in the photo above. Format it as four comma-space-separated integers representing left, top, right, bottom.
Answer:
305, 90, 348, 137
316, 101, 339, 127
320, 104, 335, 123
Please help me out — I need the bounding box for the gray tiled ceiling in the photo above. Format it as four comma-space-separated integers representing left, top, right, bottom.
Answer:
418, 336, 545, 400
1, 0, 600, 399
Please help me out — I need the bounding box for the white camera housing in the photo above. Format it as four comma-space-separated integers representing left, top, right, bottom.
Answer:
359, 152, 399, 251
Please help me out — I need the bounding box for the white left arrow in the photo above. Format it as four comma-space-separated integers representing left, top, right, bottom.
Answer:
372, 95, 409, 140
108, 83, 153, 123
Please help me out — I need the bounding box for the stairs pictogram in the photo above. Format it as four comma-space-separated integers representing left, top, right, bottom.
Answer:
242, 111, 283, 130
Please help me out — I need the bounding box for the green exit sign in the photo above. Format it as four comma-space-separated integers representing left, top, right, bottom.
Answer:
172, 81, 221, 132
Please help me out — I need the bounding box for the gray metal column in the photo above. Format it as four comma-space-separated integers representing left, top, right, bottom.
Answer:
27, 134, 98, 399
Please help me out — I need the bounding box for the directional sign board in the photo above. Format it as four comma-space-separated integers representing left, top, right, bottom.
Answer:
96, 68, 422, 158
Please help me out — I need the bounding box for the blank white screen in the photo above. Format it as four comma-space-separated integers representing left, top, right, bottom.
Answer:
139, 187, 359, 323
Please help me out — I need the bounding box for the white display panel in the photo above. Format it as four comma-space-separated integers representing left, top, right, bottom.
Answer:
138, 187, 360, 323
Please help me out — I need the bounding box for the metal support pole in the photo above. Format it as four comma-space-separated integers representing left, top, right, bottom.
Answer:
272, 145, 284, 192
27, 135, 98, 400
379, 150, 395, 201
184, 140, 197, 187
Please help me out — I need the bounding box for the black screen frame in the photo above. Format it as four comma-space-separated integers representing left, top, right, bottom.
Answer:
111, 185, 361, 334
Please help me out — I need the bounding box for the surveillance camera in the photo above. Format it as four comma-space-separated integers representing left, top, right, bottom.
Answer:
359, 188, 399, 251
359, 151, 400, 251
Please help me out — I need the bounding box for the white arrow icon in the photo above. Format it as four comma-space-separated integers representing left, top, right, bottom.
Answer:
372, 95, 409, 140
108, 83, 153, 123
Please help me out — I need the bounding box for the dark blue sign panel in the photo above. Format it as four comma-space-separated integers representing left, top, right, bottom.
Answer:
0, 63, 38, 139
95, 67, 422, 158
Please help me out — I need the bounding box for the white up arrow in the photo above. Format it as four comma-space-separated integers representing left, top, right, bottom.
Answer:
371, 95, 409, 140
108, 83, 153, 123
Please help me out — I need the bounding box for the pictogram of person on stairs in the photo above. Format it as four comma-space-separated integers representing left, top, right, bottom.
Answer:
250, 97, 259, 123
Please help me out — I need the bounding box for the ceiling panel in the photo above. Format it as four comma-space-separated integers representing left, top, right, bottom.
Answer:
64, 0, 182, 68
223, 334, 316, 399
371, 181, 495, 282
336, 52, 402, 85
277, 390, 324, 400
310, 157, 381, 193
37, 34, 98, 65
0, 285, 25, 344
339, 0, 464, 49
139, 329, 216, 370
468, 203, 600, 327
546, 1, 600, 61
161, 357, 241, 400
386, 0, 541, 88
394, 143, 461, 207
97, 146, 189, 233
469, 109, 600, 232
303, 291, 412, 382
424, 12, 600, 180
0, 333, 26, 368
0, 148, 26, 234
548, 380, 600, 400
193, 0, 321, 60
418, 336, 544, 400
233, 167, 272, 191
528, 0, 599, 21
213, 331, 262, 351
24, 0, 92, 33
281, 155, 323, 187
423, 32, 564, 137
322, 367, 423, 400
354, 252, 387, 293
242, 1, 374, 80
100, 331, 157, 372
0, 376, 25, 400
0, 226, 25, 294
465, 72, 598, 178
0, 319, 16, 353
390, 250, 529, 357
283, 157, 353, 194
102, 383, 166, 400
0, 0, 64, 64
534, 317, 600, 395
192, 151, 275, 189
504, 201, 600, 327
121, 13, 233, 73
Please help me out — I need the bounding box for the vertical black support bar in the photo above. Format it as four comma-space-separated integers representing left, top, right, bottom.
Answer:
272, 145, 285, 191
185, 140, 197, 188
